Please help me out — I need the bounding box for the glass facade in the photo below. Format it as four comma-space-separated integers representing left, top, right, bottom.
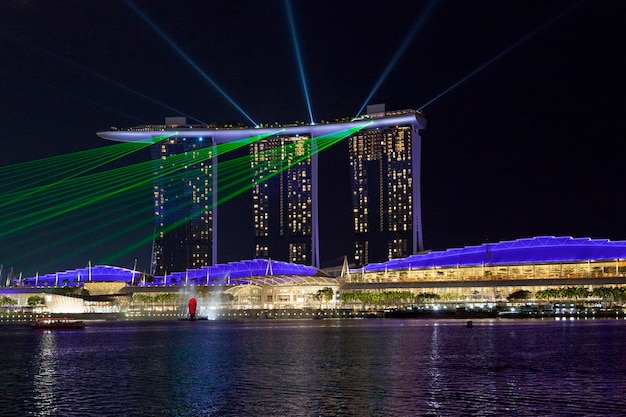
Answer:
250, 135, 312, 263
349, 126, 414, 267
150, 137, 214, 275
352, 259, 626, 283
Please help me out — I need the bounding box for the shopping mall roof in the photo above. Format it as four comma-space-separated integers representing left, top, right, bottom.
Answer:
361, 236, 626, 272
12, 237, 626, 288
162, 259, 328, 286
13, 259, 328, 288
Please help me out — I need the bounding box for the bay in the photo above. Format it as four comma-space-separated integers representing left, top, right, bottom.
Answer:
1, 318, 625, 416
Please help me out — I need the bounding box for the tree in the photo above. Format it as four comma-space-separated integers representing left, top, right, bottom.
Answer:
27, 295, 45, 306
507, 290, 532, 301
316, 287, 334, 308
339, 292, 358, 303
591, 286, 626, 307
0, 295, 17, 306
592, 286, 611, 300
572, 287, 591, 299
441, 293, 466, 301
133, 294, 155, 303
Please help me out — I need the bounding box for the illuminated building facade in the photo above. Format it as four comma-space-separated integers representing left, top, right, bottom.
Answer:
97, 109, 427, 271
250, 135, 313, 264
9, 237, 626, 315
150, 120, 215, 275
349, 122, 417, 267
339, 236, 626, 309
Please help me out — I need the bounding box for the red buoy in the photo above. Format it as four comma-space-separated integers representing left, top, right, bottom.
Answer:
188, 298, 197, 319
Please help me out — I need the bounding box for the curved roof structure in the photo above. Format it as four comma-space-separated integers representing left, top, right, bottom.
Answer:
17, 265, 139, 287
362, 236, 626, 272
229, 276, 339, 287
160, 259, 324, 285
96, 110, 427, 143
13, 237, 626, 288
14, 259, 325, 287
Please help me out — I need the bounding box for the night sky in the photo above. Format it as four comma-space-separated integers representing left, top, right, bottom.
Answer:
1, 0, 625, 275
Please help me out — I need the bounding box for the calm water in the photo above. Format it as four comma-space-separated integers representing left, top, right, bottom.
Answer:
1, 318, 626, 416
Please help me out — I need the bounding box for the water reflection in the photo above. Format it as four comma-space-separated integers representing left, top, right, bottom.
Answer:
2, 319, 626, 416
427, 323, 443, 411
33, 331, 58, 416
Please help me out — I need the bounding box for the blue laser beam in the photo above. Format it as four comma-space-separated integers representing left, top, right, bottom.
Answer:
125, 0, 258, 127
285, 0, 315, 125
419, 0, 585, 111
355, 0, 439, 118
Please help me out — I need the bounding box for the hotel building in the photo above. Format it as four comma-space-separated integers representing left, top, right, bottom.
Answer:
250, 134, 313, 264
97, 108, 427, 273
150, 132, 215, 275
348, 120, 418, 266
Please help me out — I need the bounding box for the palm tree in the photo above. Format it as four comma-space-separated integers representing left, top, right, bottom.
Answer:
536, 288, 559, 300
592, 286, 617, 308
611, 287, 626, 304
572, 287, 590, 299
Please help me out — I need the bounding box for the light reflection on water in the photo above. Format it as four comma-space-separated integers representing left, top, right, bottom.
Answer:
1, 319, 626, 416
34, 331, 58, 417
427, 323, 442, 412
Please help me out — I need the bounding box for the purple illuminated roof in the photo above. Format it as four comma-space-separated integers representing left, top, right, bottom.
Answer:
159, 259, 320, 285
17, 265, 139, 287
363, 236, 626, 272
15, 259, 320, 287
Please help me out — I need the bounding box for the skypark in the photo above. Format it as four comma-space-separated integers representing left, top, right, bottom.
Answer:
96, 109, 427, 143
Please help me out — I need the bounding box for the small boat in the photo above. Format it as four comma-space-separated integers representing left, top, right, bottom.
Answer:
31, 317, 85, 329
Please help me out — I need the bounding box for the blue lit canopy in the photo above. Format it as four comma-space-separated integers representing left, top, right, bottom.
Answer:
15, 259, 322, 287
16, 265, 140, 287
362, 237, 626, 272
160, 259, 321, 285
14, 237, 626, 287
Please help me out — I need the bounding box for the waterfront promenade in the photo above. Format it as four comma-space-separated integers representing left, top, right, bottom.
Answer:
2, 305, 625, 323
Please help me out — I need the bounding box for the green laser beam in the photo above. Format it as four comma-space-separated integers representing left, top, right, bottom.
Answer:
2, 125, 368, 273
